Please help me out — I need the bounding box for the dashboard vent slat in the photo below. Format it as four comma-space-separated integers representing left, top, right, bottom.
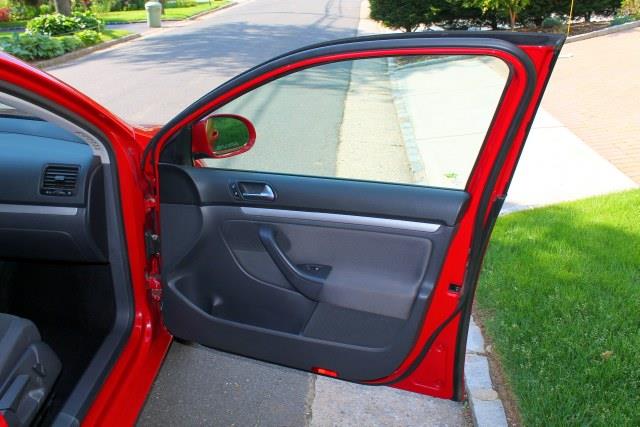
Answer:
41, 165, 79, 197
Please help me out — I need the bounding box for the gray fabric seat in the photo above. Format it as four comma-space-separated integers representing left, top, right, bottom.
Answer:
0, 314, 61, 427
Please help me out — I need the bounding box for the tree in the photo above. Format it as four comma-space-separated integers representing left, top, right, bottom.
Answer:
437, 0, 485, 27
471, 0, 530, 28
520, 0, 564, 26
571, 0, 621, 21
53, 0, 72, 16
621, 0, 640, 15
369, 0, 434, 32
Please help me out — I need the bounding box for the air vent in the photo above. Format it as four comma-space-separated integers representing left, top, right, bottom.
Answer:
41, 165, 79, 197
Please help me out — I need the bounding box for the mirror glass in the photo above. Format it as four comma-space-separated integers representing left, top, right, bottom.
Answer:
205, 115, 251, 156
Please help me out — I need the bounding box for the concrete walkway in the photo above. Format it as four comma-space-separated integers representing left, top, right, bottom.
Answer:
505, 108, 637, 212
391, 53, 638, 213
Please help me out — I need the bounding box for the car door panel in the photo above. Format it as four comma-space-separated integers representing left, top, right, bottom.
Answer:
159, 163, 463, 380
223, 219, 431, 319
158, 164, 470, 225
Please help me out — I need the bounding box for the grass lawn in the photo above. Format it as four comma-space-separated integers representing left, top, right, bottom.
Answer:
98, 28, 131, 42
98, 0, 229, 23
476, 189, 640, 426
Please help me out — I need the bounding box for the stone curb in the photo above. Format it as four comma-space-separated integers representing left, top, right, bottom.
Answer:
387, 57, 426, 184
566, 20, 640, 43
465, 316, 509, 427
34, 33, 141, 69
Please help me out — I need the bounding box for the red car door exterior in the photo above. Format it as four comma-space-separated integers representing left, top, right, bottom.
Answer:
0, 31, 563, 426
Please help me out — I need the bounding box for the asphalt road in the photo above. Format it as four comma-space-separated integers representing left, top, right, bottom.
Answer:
49, 0, 361, 124
48, 0, 364, 425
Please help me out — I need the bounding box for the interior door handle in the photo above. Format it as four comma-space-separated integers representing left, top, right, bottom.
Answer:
258, 225, 330, 301
238, 182, 275, 201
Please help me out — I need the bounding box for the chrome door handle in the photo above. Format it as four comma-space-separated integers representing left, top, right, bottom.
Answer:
238, 182, 275, 201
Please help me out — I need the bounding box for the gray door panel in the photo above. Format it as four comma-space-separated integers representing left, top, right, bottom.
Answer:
159, 164, 466, 379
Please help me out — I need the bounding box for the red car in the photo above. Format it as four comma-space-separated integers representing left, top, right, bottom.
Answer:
0, 32, 562, 426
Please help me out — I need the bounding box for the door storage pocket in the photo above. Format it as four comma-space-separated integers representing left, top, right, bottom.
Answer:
168, 275, 314, 334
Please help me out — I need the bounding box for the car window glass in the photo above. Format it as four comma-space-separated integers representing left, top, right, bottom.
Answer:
202, 55, 509, 190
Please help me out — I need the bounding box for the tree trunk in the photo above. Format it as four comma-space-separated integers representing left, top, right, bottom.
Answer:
509, 9, 517, 29
54, 0, 72, 15
584, 12, 592, 22
488, 12, 498, 30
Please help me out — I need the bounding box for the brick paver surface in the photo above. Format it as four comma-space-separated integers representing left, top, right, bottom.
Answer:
541, 27, 640, 183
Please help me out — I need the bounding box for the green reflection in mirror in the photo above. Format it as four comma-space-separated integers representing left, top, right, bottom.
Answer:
207, 116, 251, 155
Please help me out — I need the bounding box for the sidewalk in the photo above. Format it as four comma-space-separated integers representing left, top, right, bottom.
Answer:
390, 54, 638, 213
505, 108, 637, 212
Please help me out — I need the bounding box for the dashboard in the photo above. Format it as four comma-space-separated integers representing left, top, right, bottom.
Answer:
0, 116, 108, 262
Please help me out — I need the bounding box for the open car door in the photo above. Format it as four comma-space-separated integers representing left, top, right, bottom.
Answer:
144, 32, 564, 400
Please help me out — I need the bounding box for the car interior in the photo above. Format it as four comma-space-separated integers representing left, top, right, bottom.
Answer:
0, 94, 131, 427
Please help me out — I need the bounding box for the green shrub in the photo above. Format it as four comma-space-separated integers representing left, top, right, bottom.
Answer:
167, 0, 197, 8
0, 32, 64, 60
72, 10, 104, 31
59, 34, 83, 52
91, 0, 113, 13
26, 11, 103, 36
611, 14, 635, 24
26, 13, 78, 35
9, 3, 38, 20
541, 16, 563, 28
108, 0, 145, 11
38, 3, 51, 15
74, 29, 100, 45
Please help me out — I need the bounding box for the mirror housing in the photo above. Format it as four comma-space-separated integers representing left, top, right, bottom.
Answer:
192, 114, 256, 159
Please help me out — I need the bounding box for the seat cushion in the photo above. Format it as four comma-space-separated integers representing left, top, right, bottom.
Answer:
0, 315, 40, 383
0, 314, 61, 427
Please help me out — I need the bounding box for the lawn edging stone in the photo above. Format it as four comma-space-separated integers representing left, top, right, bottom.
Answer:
35, 33, 140, 69
465, 316, 508, 427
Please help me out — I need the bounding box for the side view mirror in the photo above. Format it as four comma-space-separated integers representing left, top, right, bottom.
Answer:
192, 114, 256, 159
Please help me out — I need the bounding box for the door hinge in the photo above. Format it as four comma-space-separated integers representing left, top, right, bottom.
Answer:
145, 230, 161, 259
